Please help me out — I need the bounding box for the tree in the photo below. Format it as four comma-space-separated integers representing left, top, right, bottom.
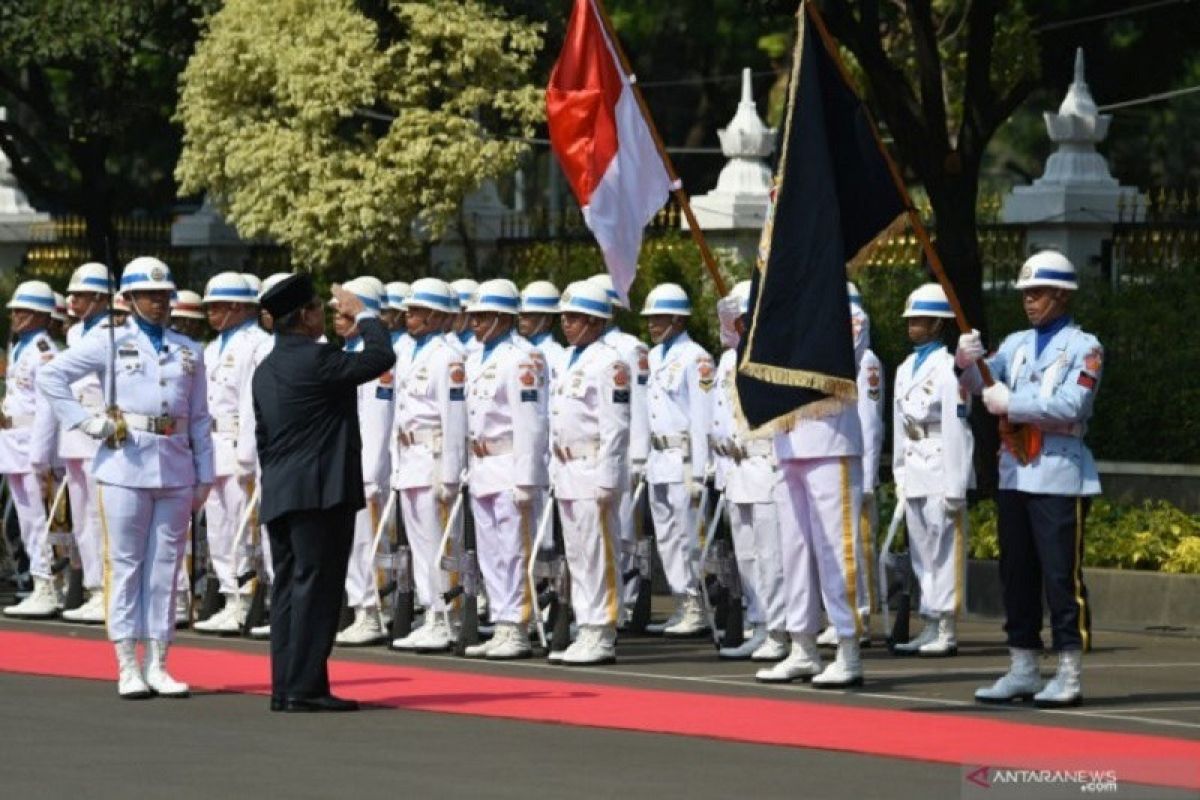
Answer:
0, 0, 207, 261
175, 0, 544, 276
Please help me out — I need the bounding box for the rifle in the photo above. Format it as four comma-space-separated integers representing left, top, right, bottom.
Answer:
697, 483, 744, 652
878, 499, 912, 650
233, 483, 268, 635
42, 473, 82, 606
527, 490, 570, 654
374, 489, 414, 643
439, 478, 479, 654
622, 476, 653, 632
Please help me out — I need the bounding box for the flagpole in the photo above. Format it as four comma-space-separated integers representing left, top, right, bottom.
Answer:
588, 0, 729, 297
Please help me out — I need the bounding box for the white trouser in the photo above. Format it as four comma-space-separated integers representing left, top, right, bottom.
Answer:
648, 481, 699, 598
471, 490, 533, 626
5, 471, 50, 579
204, 474, 251, 595
558, 498, 621, 627
64, 459, 103, 590
859, 491, 879, 617
729, 500, 785, 629
614, 482, 638, 607
344, 494, 383, 609
905, 495, 967, 618
776, 457, 865, 639
400, 486, 452, 613
97, 483, 190, 642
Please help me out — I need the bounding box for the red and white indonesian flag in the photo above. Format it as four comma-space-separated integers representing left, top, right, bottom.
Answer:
546, 0, 672, 305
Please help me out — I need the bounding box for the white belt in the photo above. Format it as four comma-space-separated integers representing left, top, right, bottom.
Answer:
553, 437, 600, 462
470, 435, 513, 458
0, 414, 35, 430
1038, 422, 1084, 437
123, 413, 188, 436
711, 436, 771, 461
650, 433, 690, 453
212, 414, 239, 434
398, 428, 442, 448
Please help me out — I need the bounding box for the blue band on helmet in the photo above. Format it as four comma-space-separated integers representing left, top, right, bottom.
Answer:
120, 272, 172, 287
387, 293, 408, 305
76, 276, 111, 290
522, 296, 559, 310
206, 287, 257, 299
409, 291, 453, 308
13, 293, 55, 310
564, 295, 610, 314
354, 294, 381, 311
910, 300, 951, 313
849, 297, 863, 307
477, 294, 519, 310
603, 288, 619, 301
650, 298, 691, 311
1033, 268, 1075, 282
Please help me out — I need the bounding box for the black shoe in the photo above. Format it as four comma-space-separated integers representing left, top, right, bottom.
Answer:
270, 696, 285, 712
283, 694, 360, 713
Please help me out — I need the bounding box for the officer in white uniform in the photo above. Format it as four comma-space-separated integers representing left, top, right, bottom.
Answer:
548, 282, 630, 665
388, 279, 467, 652
960, 251, 1102, 708
2, 281, 61, 618
518, 281, 567, 383
708, 281, 787, 661
892, 284, 974, 657
194, 273, 270, 634
332, 278, 394, 646
641, 283, 713, 636
586, 273, 650, 620
461, 279, 547, 659
450, 278, 481, 355
170, 290, 206, 340
38, 256, 214, 699
384, 281, 412, 348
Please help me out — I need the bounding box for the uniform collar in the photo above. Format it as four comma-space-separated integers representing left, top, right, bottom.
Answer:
910, 340, 942, 375
481, 330, 511, 362
11, 329, 45, 361
1035, 314, 1072, 358
412, 330, 437, 355
661, 330, 687, 356
457, 329, 473, 345
530, 330, 552, 347
567, 339, 591, 369
219, 317, 256, 353
82, 311, 109, 333
135, 317, 166, 353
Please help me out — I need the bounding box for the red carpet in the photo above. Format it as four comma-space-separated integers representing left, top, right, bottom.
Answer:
3, 630, 1197, 789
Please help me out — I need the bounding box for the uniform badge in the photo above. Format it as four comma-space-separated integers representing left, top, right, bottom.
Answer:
36, 339, 50, 352
520, 389, 539, 403
449, 387, 465, 401
612, 389, 630, 404
1077, 372, 1097, 390
697, 357, 715, 391
867, 366, 881, 400
636, 346, 649, 385
1084, 346, 1103, 375
379, 370, 394, 387
519, 366, 536, 387
449, 363, 466, 385
150, 264, 166, 282
611, 362, 630, 388
375, 386, 394, 400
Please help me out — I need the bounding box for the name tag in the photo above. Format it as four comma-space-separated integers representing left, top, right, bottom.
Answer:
375, 387, 394, 400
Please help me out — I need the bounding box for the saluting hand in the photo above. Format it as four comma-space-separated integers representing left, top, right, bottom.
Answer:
330, 284, 367, 318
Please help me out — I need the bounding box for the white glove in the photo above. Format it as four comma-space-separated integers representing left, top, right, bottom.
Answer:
596, 486, 616, 509
629, 459, 646, 487
982, 382, 1011, 416
438, 482, 458, 504
78, 415, 116, 441
513, 485, 535, 510
364, 482, 380, 502
192, 482, 212, 512
943, 496, 966, 516
955, 330, 985, 370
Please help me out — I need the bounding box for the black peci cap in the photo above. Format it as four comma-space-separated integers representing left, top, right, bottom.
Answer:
260, 272, 315, 319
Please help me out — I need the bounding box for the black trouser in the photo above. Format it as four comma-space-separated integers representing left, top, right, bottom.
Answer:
996, 491, 1092, 653
267, 505, 355, 701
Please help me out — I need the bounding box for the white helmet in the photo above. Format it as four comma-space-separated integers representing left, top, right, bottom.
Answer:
385, 281, 411, 311
7, 280, 56, 313
404, 278, 457, 314
171, 290, 205, 320
52, 292, 67, 322
240, 273, 262, 298
559, 281, 612, 319
847, 281, 862, 307
902, 283, 955, 318
203, 272, 256, 304
1016, 250, 1078, 291
120, 256, 175, 293
586, 273, 626, 309
335, 276, 384, 312
640, 283, 692, 317
729, 280, 752, 316
113, 293, 131, 313
467, 278, 520, 315
260, 272, 291, 300
520, 281, 561, 314
67, 262, 113, 295
451, 278, 480, 309
356, 276, 386, 299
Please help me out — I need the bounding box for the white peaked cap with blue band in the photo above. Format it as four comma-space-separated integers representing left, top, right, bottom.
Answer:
240, 273, 262, 298
403, 278, 457, 314
467, 278, 521, 315
641, 283, 692, 317
120, 256, 175, 293
1015, 250, 1078, 291
586, 273, 627, 310
386, 281, 411, 311
67, 262, 113, 295
451, 278, 480, 309
171, 290, 205, 320
847, 281, 862, 306
203, 272, 256, 304
7, 280, 56, 312
902, 283, 955, 318
335, 276, 383, 312
520, 281, 561, 314
560, 281, 612, 319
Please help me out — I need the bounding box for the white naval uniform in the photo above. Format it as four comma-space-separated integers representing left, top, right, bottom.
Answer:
2, 329, 59, 580
203, 321, 269, 597
645, 331, 713, 599
234, 330, 276, 582
709, 349, 784, 632
549, 341, 629, 627
893, 345, 974, 617
344, 334, 394, 610
37, 320, 214, 642
389, 332, 467, 615
526, 331, 567, 386
773, 403, 865, 639
465, 333, 547, 626
856, 348, 885, 615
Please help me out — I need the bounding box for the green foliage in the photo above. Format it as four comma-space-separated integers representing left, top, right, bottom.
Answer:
176, 0, 544, 274
965, 495, 1200, 574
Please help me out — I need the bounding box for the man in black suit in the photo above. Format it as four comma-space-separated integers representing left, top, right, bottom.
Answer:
254, 274, 396, 712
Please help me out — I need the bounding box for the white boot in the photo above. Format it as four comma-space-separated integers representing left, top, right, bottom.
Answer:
114, 639, 152, 700
1034, 650, 1082, 708
335, 606, 386, 646
175, 592, 191, 626
755, 634, 822, 683
663, 595, 707, 637
486, 622, 532, 660
463, 629, 500, 658
142, 640, 189, 698
645, 596, 686, 635
249, 623, 271, 640
816, 624, 838, 648
411, 616, 453, 653
750, 629, 790, 662
917, 615, 958, 657
62, 591, 106, 624
719, 623, 767, 660
4, 576, 60, 619
892, 617, 938, 654
193, 594, 245, 634
975, 648, 1043, 704
562, 625, 617, 666
812, 638, 863, 688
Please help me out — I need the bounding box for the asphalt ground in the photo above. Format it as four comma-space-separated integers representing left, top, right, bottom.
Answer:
2, 601, 1198, 800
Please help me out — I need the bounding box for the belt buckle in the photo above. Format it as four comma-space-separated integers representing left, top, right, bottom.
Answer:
0, 416, 9, 430
156, 415, 176, 436
903, 419, 922, 440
